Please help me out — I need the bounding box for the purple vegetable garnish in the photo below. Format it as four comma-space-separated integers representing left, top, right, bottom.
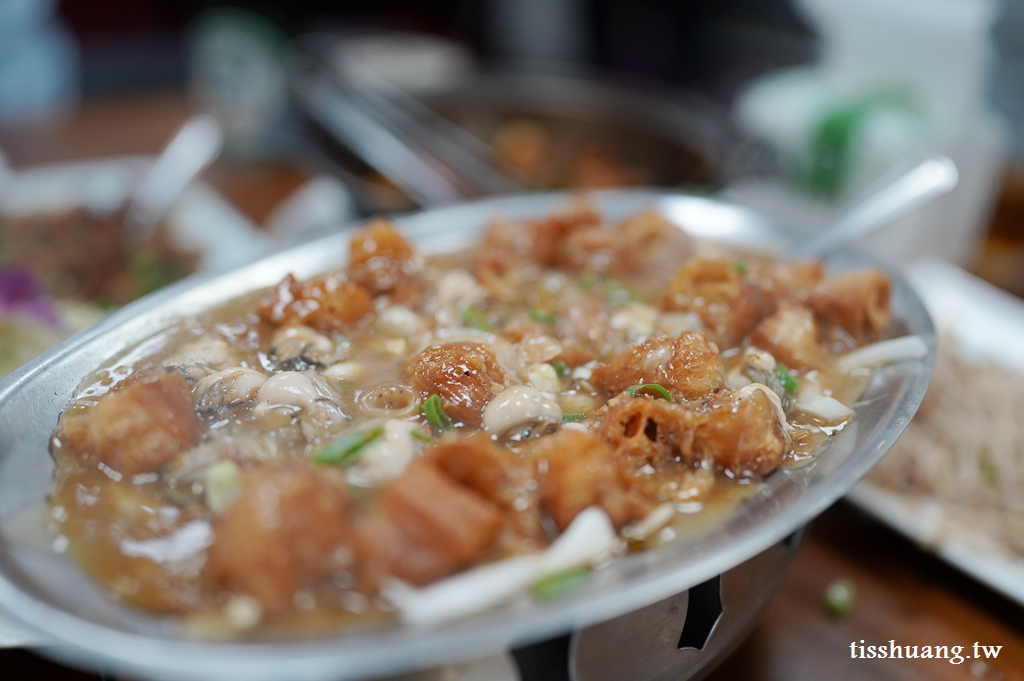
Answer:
0, 268, 61, 326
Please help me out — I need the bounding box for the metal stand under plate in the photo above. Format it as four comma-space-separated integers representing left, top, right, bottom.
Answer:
567, 529, 804, 681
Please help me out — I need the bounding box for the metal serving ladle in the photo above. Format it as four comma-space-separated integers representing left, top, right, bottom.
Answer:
792, 154, 959, 258
123, 114, 225, 242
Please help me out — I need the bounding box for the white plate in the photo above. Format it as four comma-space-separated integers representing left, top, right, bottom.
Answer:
848, 258, 1024, 608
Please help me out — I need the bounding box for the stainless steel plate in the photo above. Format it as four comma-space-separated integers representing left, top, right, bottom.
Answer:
0, 190, 934, 681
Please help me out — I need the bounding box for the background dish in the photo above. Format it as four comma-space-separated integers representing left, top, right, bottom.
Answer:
849, 258, 1024, 608
0, 154, 271, 644
0, 190, 933, 681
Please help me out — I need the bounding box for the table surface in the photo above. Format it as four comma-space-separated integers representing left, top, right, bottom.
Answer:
1, 91, 1022, 681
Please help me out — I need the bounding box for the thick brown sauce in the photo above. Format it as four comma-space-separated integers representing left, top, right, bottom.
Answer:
46, 221, 879, 638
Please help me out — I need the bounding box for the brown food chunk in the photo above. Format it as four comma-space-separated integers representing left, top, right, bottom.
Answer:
258, 273, 374, 333
808, 270, 891, 344
552, 342, 595, 368
596, 394, 697, 475
475, 204, 600, 299
554, 288, 616, 358
354, 461, 502, 587
404, 342, 508, 425
427, 434, 511, 502
764, 261, 824, 303
610, 212, 693, 287
500, 314, 549, 344
554, 212, 691, 292
556, 225, 619, 273
82, 370, 202, 475
694, 386, 788, 477
532, 430, 633, 530
663, 259, 761, 348
749, 303, 824, 370
205, 463, 351, 613
590, 334, 724, 401
347, 218, 419, 302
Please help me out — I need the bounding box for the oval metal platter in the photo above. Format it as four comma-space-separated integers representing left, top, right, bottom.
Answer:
0, 190, 934, 681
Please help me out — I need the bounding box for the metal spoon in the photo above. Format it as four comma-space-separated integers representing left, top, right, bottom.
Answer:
124, 114, 224, 241
792, 154, 959, 258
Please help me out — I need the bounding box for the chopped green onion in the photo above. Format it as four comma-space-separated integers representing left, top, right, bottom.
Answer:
422, 394, 454, 432
979, 459, 999, 487
775, 362, 799, 395
625, 383, 674, 402
528, 309, 559, 325
577, 270, 599, 289
823, 578, 856, 618
462, 306, 491, 331
533, 567, 592, 602
550, 360, 568, 377
411, 430, 436, 443
562, 413, 585, 424
313, 425, 385, 466
733, 259, 748, 275
603, 277, 640, 305
576, 270, 640, 303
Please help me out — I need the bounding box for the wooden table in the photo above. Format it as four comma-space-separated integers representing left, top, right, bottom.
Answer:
1, 91, 1022, 681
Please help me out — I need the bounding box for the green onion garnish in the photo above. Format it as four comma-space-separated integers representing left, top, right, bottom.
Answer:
411, 430, 436, 443
532, 567, 592, 602
551, 360, 568, 377
625, 383, 674, 402
462, 306, 491, 331
775, 362, 799, 395
528, 309, 558, 325
603, 277, 640, 305
422, 394, 454, 432
562, 413, 585, 424
823, 578, 856, 618
312, 425, 385, 466
733, 259, 748, 275
577, 270, 599, 289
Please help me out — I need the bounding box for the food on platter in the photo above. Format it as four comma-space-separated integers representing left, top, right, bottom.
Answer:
47, 202, 921, 636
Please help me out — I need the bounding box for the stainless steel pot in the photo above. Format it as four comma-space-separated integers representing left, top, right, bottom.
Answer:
0, 190, 934, 681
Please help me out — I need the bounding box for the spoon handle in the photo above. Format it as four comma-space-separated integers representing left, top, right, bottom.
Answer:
793, 154, 959, 259
125, 114, 224, 240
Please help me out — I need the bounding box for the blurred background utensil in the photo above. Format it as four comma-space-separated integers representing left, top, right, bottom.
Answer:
123, 113, 224, 241
795, 154, 960, 258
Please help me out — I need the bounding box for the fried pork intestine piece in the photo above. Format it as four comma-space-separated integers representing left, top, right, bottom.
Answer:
754, 260, 825, 306
205, 462, 352, 614
403, 342, 510, 426
808, 269, 891, 344
693, 384, 790, 478
595, 394, 698, 475
59, 370, 203, 476
347, 217, 420, 303
474, 203, 601, 299
590, 333, 724, 402
427, 433, 512, 502
663, 258, 763, 349
354, 459, 503, 588
530, 429, 636, 531
258, 273, 374, 333
427, 434, 546, 547
556, 211, 693, 288
749, 302, 825, 371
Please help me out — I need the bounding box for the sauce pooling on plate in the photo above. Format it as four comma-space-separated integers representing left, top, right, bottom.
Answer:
48, 203, 894, 636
